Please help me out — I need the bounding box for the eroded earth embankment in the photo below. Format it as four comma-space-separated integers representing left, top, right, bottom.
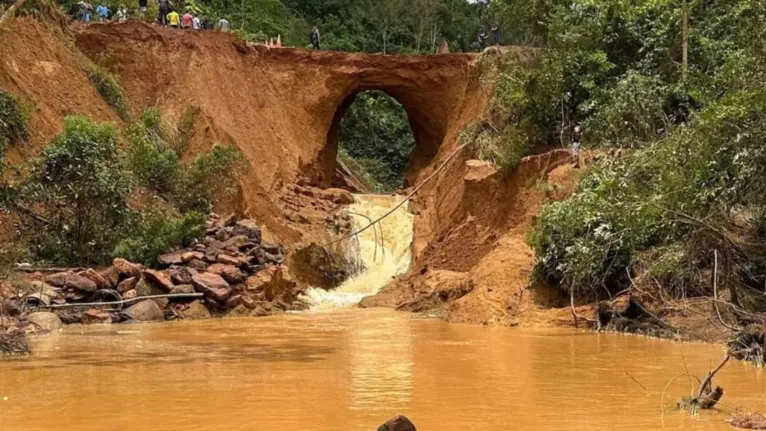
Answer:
2, 19, 579, 327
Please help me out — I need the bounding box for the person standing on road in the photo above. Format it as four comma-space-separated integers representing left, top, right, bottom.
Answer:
96, 3, 109, 22
157, 0, 169, 25
572, 124, 582, 167
182, 10, 193, 29
491, 22, 500, 45
192, 14, 201, 30
310, 26, 321, 50
477, 28, 488, 51
217, 17, 230, 32
138, 0, 147, 16
201, 16, 212, 30
167, 8, 180, 28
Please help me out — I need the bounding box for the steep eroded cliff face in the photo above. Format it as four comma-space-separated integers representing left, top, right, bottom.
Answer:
73, 21, 487, 250
5, 19, 566, 325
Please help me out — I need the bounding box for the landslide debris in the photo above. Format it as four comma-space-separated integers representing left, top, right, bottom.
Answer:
1, 214, 309, 330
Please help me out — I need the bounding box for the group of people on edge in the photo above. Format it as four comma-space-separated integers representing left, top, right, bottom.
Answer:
157, 0, 223, 31
77, 0, 227, 31
477, 22, 501, 51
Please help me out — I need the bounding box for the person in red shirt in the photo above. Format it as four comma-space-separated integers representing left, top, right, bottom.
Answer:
182, 11, 194, 29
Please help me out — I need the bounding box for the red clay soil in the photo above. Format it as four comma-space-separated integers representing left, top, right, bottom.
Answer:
362, 150, 583, 326
70, 21, 495, 248
0, 18, 120, 164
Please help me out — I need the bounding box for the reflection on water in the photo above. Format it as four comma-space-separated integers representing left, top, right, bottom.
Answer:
0, 308, 764, 430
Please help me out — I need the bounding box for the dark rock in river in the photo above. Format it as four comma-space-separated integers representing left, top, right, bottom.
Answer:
377, 415, 417, 431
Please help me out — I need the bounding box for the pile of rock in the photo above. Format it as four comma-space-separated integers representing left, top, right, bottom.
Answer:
2, 215, 308, 330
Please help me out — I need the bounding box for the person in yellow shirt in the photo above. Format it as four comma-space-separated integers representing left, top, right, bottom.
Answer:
167, 9, 180, 28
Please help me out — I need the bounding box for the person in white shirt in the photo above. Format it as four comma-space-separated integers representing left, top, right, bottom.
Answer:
192, 14, 201, 30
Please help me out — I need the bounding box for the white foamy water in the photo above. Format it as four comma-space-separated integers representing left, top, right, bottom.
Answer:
304, 194, 414, 309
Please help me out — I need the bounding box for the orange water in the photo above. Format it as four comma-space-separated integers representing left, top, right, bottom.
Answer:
0, 308, 764, 430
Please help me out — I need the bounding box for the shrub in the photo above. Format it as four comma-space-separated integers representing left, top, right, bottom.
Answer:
114, 210, 205, 265
0, 90, 29, 152
171, 144, 246, 213
530, 90, 766, 298
87, 65, 129, 121
127, 109, 181, 195
582, 72, 673, 148
21, 116, 131, 265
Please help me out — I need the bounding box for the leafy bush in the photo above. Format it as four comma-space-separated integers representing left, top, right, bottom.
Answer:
21, 116, 131, 265
87, 65, 129, 121
582, 72, 673, 148
172, 144, 246, 213
0, 90, 29, 152
114, 211, 205, 265
127, 109, 181, 195
530, 90, 766, 298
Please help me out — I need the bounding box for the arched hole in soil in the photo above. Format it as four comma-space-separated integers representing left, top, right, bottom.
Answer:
333, 91, 416, 193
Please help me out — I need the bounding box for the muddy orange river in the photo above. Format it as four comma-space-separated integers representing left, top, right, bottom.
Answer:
0, 308, 763, 430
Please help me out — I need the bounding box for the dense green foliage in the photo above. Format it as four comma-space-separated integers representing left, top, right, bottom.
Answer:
20, 117, 130, 264
517, 0, 766, 300
87, 65, 129, 121
114, 210, 206, 265
338, 92, 415, 192
1, 110, 245, 266
0, 90, 28, 152
128, 107, 246, 213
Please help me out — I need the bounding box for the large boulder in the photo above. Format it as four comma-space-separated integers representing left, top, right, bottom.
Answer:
123, 300, 164, 322
116, 277, 138, 294
246, 266, 298, 302
182, 251, 204, 263
26, 312, 63, 332
157, 251, 185, 267
44, 271, 71, 287
99, 266, 121, 288
192, 273, 232, 302
65, 274, 98, 293
179, 300, 212, 320
113, 258, 142, 280
207, 264, 245, 284
81, 269, 110, 290
143, 269, 175, 292
216, 254, 241, 267
377, 416, 417, 431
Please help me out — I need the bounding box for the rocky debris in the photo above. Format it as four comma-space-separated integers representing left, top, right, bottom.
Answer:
157, 251, 185, 267
64, 273, 98, 293
100, 266, 120, 288
114, 258, 142, 280
192, 272, 231, 302
82, 309, 112, 324
82, 268, 110, 290
207, 264, 245, 284
377, 416, 417, 431
143, 269, 174, 292
170, 284, 195, 295
182, 251, 204, 263
25, 312, 62, 332
123, 300, 164, 322
116, 276, 138, 294
12, 215, 305, 328
178, 300, 212, 320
